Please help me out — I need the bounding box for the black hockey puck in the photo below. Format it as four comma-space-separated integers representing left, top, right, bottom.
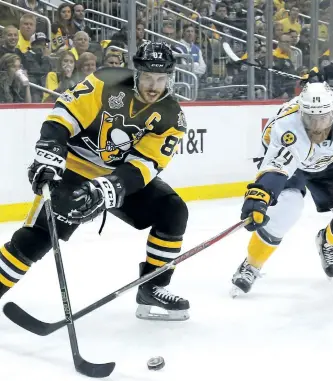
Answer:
147, 356, 165, 371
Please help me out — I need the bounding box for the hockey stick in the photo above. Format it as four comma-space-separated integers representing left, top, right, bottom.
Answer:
39, 184, 115, 378
4, 217, 251, 336
223, 42, 302, 80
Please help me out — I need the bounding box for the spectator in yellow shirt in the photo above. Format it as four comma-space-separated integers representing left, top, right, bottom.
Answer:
272, 33, 296, 98
318, 8, 329, 40
274, 0, 297, 20
273, 0, 285, 11
51, 3, 75, 53
274, 7, 288, 21
280, 6, 301, 35
318, 23, 328, 40
16, 14, 36, 54
254, 0, 265, 8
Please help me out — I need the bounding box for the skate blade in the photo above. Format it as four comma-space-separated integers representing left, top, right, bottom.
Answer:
136, 304, 190, 321
230, 285, 244, 299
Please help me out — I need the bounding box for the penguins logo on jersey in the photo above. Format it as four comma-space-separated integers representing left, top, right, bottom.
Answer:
281, 131, 297, 147
82, 111, 145, 163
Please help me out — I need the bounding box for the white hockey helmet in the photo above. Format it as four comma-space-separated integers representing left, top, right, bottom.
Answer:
299, 82, 333, 143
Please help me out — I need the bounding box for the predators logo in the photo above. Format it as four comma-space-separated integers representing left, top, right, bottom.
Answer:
82, 111, 145, 163
281, 130, 297, 147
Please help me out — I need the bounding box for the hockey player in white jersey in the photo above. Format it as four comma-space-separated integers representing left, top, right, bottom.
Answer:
232, 82, 333, 296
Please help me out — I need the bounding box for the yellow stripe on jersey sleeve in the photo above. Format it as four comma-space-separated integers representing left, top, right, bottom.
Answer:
134, 127, 184, 170
46, 110, 76, 137
277, 104, 299, 120
262, 125, 272, 146
52, 73, 104, 130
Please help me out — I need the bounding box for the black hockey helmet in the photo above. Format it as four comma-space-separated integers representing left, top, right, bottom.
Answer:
133, 41, 176, 74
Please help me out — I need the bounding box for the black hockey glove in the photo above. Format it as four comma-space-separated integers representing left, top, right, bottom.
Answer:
68, 175, 125, 224
28, 139, 67, 195
241, 184, 272, 232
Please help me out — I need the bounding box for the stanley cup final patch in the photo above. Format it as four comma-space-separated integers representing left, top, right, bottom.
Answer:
177, 110, 187, 128
108, 91, 125, 109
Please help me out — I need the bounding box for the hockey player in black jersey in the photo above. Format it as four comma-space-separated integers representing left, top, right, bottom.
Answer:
0, 41, 190, 321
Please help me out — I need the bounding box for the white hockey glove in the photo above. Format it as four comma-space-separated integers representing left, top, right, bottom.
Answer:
68, 175, 125, 224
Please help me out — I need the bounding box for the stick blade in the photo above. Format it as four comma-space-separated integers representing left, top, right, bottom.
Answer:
223, 42, 241, 62
76, 359, 116, 378
3, 302, 60, 336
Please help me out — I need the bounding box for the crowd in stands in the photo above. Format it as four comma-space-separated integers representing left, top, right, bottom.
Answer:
0, 0, 331, 102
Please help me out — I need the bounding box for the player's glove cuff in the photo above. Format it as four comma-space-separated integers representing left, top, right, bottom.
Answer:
245, 183, 272, 205
68, 175, 125, 224
241, 184, 272, 231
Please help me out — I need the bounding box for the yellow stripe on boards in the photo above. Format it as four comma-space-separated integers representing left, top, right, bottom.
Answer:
175, 181, 249, 201
0, 202, 32, 222
0, 181, 250, 222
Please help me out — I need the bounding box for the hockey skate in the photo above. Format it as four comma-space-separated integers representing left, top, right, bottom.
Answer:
316, 229, 333, 278
136, 282, 190, 321
230, 258, 261, 298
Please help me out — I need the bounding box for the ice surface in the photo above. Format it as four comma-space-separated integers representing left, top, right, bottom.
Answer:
0, 195, 332, 381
